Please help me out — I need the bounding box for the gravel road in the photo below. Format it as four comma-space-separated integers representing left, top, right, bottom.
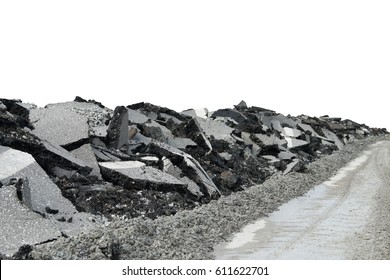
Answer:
215, 140, 390, 259
30, 136, 390, 259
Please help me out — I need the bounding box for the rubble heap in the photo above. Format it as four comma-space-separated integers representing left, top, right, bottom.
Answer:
0, 97, 387, 258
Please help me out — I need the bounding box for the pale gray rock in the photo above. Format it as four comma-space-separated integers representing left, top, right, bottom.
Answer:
285, 137, 309, 149
71, 144, 102, 179
322, 128, 344, 149
128, 109, 149, 124
147, 141, 221, 198
99, 161, 188, 193
196, 117, 235, 144
0, 185, 61, 257
30, 107, 89, 147
283, 159, 304, 175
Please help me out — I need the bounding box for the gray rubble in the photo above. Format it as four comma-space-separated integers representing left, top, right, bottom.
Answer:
0, 96, 388, 259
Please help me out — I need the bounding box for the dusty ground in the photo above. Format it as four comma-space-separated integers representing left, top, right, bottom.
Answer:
350, 142, 390, 259
215, 141, 390, 259
30, 135, 390, 259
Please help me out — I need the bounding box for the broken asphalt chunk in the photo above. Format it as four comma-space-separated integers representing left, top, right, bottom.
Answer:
106, 106, 129, 150
146, 141, 221, 199
30, 106, 89, 149
99, 161, 189, 194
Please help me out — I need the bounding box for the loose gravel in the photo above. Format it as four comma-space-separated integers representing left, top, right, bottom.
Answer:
30, 136, 389, 260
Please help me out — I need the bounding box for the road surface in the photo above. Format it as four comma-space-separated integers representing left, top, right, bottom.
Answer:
215, 141, 390, 259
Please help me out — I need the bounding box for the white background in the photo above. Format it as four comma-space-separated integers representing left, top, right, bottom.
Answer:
1, 0, 389, 129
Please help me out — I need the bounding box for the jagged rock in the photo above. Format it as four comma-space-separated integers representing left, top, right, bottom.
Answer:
0, 99, 32, 128
99, 161, 189, 194
70, 144, 102, 179
181, 108, 209, 119
283, 159, 304, 175
30, 106, 89, 149
235, 100, 248, 109
182, 118, 213, 155
128, 109, 149, 124
241, 132, 262, 156
0, 185, 61, 257
0, 146, 95, 237
322, 128, 344, 149
162, 157, 203, 198
167, 137, 197, 150
196, 117, 235, 144
285, 137, 309, 149
146, 141, 221, 199
142, 121, 174, 142
282, 127, 302, 138
211, 109, 246, 124
298, 122, 320, 137
0, 101, 7, 112
127, 102, 189, 123
254, 133, 287, 151
159, 113, 183, 124
216, 170, 239, 191
106, 106, 129, 150
219, 152, 233, 161
0, 121, 92, 176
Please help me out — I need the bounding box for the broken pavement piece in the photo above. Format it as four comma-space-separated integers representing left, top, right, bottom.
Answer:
70, 144, 102, 179
283, 159, 305, 175
0, 146, 79, 216
167, 137, 197, 150
106, 106, 129, 150
282, 127, 302, 138
285, 137, 309, 149
146, 141, 221, 199
0, 146, 96, 245
196, 117, 235, 144
99, 161, 189, 194
182, 118, 213, 155
30, 107, 89, 149
211, 109, 247, 124
0, 185, 61, 257
181, 108, 209, 119
322, 128, 344, 150
142, 121, 174, 143
162, 157, 203, 198
128, 109, 149, 124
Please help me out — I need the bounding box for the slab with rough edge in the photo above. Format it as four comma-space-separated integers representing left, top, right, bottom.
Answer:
30, 107, 89, 147
0, 185, 61, 257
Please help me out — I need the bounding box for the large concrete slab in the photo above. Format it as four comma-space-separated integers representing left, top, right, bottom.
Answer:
99, 161, 188, 193
128, 109, 149, 124
0, 185, 61, 257
30, 107, 89, 147
196, 117, 235, 144
0, 146, 94, 235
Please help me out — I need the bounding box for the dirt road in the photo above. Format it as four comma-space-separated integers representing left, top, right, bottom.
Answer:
215, 141, 390, 259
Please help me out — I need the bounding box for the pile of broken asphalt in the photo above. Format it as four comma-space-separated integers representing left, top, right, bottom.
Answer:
0, 97, 388, 259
